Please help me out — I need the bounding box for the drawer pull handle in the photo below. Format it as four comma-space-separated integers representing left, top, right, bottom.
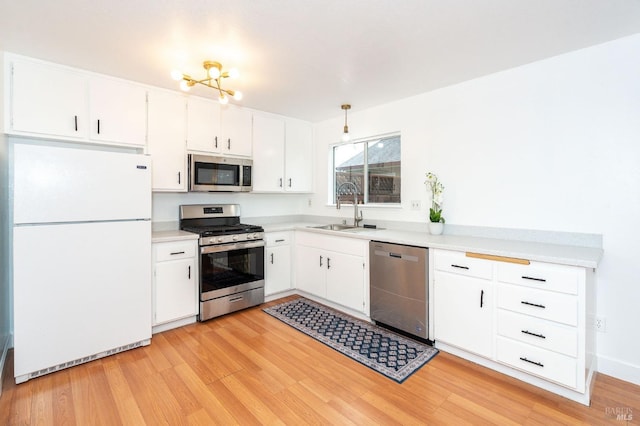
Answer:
521, 330, 546, 339
480, 289, 484, 308
451, 264, 469, 270
170, 251, 186, 255
521, 301, 546, 309
522, 276, 546, 282
229, 296, 243, 302
519, 357, 544, 367
270, 253, 274, 264
275, 239, 285, 243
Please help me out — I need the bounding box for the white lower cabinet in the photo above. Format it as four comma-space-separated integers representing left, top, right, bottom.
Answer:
265, 232, 292, 296
153, 240, 198, 326
294, 231, 367, 314
432, 248, 595, 405
434, 251, 493, 358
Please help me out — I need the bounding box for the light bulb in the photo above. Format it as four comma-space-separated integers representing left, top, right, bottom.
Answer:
179, 80, 191, 92
233, 90, 243, 101
170, 69, 183, 81
219, 93, 229, 104
341, 131, 351, 142
228, 68, 240, 79
208, 67, 220, 79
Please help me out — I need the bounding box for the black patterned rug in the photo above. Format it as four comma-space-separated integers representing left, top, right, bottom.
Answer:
263, 298, 438, 383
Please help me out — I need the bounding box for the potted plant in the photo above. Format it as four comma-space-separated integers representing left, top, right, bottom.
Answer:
425, 172, 445, 235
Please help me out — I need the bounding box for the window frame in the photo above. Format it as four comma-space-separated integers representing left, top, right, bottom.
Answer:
329, 132, 401, 207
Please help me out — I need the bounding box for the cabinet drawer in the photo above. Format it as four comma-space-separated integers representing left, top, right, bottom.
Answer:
497, 284, 578, 326
496, 337, 578, 389
497, 261, 579, 295
434, 249, 493, 280
497, 309, 577, 357
154, 241, 196, 262
266, 232, 291, 247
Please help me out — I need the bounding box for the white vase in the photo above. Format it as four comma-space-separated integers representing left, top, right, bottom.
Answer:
429, 222, 444, 235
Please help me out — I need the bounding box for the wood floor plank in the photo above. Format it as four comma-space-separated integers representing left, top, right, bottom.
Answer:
1, 295, 639, 426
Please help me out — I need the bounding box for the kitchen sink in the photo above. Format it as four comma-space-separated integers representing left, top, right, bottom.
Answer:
311, 224, 357, 231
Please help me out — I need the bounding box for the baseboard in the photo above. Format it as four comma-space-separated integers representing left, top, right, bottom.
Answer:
0, 334, 10, 397
597, 354, 640, 386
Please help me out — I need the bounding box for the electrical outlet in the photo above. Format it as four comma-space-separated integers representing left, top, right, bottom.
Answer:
595, 316, 606, 333
410, 200, 421, 210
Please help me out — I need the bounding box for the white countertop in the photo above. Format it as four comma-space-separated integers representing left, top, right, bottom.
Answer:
262, 222, 603, 268
151, 229, 199, 243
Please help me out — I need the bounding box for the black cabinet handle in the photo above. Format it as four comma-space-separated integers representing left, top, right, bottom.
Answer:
74, 115, 78, 131
178, 172, 181, 184
188, 265, 191, 279
97, 119, 100, 134
270, 253, 274, 264
170, 251, 185, 255
288, 178, 292, 187
279, 178, 283, 188
327, 258, 331, 269
521, 301, 546, 309
275, 239, 285, 243
519, 357, 544, 367
480, 290, 484, 308
451, 264, 469, 270
521, 330, 546, 339
319, 256, 323, 267
214, 136, 218, 148
522, 276, 546, 282
227, 138, 231, 150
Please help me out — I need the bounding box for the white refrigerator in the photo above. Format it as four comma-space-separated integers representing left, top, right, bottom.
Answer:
12, 143, 152, 383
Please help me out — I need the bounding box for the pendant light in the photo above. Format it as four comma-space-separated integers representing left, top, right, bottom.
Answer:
341, 104, 351, 142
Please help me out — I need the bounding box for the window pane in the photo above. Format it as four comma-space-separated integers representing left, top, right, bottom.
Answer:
334, 142, 365, 204
367, 136, 401, 203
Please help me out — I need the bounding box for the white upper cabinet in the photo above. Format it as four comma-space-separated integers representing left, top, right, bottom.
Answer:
252, 113, 286, 191
186, 96, 222, 153
284, 118, 313, 192
147, 89, 187, 192
6, 54, 147, 147
9, 57, 88, 139
220, 104, 252, 157
252, 113, 313, 192
88, 76, 147, 146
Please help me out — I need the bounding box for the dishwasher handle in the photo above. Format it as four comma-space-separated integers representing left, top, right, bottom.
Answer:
374, 249, 418, 262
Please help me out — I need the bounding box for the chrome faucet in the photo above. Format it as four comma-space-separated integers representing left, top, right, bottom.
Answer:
336, 181, 363, 227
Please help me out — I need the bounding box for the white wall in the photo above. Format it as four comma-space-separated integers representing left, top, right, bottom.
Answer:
152, 192, 308, 223
310, 34, 640, 384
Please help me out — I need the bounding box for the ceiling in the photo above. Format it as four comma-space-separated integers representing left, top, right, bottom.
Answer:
1, 1, 639, 122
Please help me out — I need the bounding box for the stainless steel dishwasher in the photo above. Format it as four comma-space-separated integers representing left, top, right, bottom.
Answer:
370, 241, 429, 340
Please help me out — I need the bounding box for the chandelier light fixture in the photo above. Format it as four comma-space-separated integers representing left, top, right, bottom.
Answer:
171, 61, 243, 104
341, 104, 351, 142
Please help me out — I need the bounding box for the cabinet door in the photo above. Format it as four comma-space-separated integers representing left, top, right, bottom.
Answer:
434, 271, 493, 358
325, 251, 365, 313
186, 97, 221, 153
154, 258, 198, 325
10, 58, 87, 138
147, 90, 187, 191
295, 245, 326, 298
221, 105, 252, 156
284, 118, 313, 192
89, 77, 147, 146
265, 245, 291, 295
252, 113, 285, 192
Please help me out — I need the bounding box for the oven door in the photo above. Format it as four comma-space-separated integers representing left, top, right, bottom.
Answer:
189, 154, 242, 192
200, 240, 265, 301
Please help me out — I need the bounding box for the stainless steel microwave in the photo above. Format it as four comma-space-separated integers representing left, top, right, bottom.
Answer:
188, 154, 252, 192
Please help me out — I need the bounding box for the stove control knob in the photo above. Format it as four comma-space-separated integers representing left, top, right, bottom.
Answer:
232, 235, 239, 241
248, 233, 255, 240
217, 237, 224, 243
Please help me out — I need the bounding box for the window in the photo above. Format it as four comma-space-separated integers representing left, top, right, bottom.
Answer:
332, 134, 401, 205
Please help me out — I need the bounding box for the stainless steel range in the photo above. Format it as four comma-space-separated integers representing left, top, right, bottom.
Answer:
180, 204, 265, 321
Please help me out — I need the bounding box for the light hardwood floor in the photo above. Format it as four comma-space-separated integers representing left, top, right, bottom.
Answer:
1, 296, 638, 425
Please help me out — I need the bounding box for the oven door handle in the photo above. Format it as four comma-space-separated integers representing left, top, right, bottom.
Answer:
200, 240, 265, 254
